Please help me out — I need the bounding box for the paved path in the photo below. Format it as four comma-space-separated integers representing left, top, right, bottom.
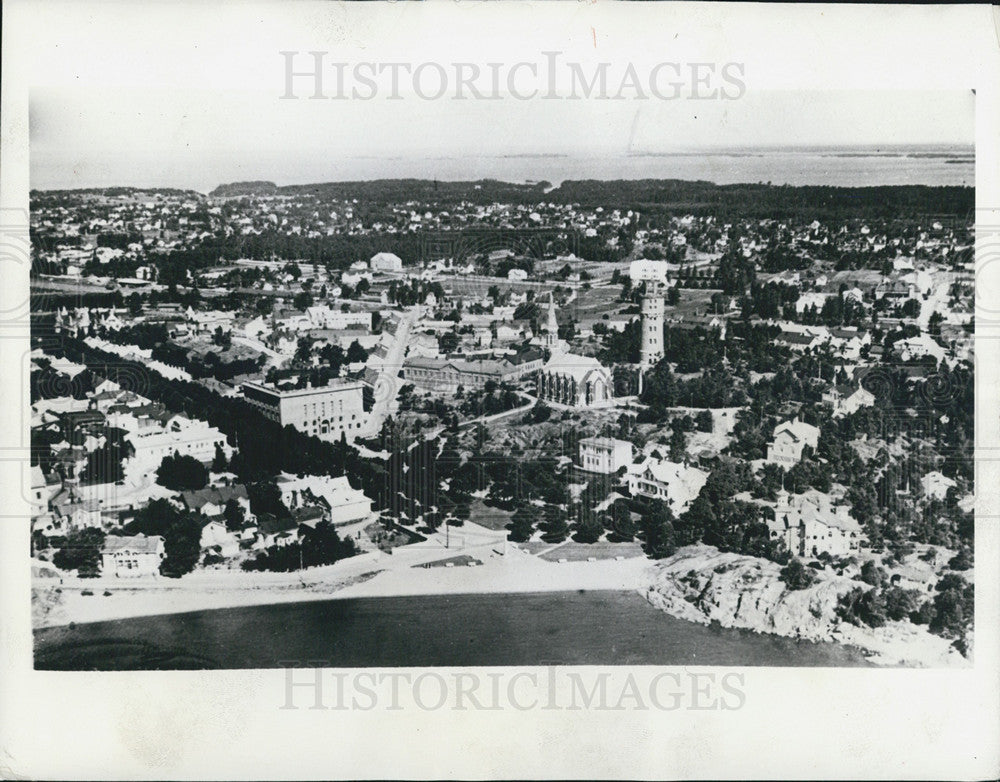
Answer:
359, 305, 421, 438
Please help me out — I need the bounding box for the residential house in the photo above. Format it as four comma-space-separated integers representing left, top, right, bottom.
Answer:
101, 534, 165, 577
626, 457, 709, 515
255, 515, 301, 549
181, 484, 253, 521
766, 419, 820, 466
821, 384, 876, 418
276, 473, 372, 526
767, 489, 861, 558
199, 517, 241, 557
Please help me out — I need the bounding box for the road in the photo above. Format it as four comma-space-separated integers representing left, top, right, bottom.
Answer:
359, 305, 421, 438
919, 276, 952, 330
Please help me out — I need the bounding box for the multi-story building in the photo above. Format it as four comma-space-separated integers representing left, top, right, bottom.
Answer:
276, 473, 373, 526
241, 379, 366, 442
630, 259, 670, 370
402, 351, 544, 393
125, 416, 230, 466
626, 457, 709, 515
305, 306, 373, 331
765, 418, 820, 466
101, 534, 165, 578
767, 489, 862, 558
821, 384, 876, 418
370, 252, 403, 272
579, 437, 634, 474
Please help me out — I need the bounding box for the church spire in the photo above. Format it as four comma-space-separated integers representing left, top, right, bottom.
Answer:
544, 291, 559, 350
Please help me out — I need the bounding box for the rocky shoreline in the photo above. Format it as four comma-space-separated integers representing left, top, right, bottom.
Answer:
640, 544, 968, 668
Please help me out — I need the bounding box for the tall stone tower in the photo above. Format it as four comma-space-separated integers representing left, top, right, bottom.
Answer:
640, 280, 666, 369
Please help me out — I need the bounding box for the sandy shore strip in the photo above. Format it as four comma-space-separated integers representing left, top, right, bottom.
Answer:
33, 542, 656, 630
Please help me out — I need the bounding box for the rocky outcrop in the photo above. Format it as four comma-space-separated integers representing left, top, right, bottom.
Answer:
641, 544, 967, 667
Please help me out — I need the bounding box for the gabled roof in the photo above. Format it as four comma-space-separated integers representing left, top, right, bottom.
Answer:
542, 351, 608, 383
180, 484, 249, 509
102, 534, 165, 554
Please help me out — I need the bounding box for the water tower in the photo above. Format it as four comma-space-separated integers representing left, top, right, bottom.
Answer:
629, 260, 670, 370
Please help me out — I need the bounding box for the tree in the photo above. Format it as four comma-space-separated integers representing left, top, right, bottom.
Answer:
156, 453, 209, 491
859, 560, 887, 587
80, 443, 125, 485
779, 558, 816, 590
346, 340, 368, 364
930, 574, 974, 640
296, 336, 314, 363
668, 428, 687, 461
606, 500, 637, 542
528, 401, 551, 424
573, 513, 604, 544
52, 527, 106, 577
293, 291, 314, 310
160, 513, 202, 577
212, 443, 228, 473
223, 498, 246, 532
883, 586, 921, 621
836, 587, 887, 628
695, 410, 714, 433
540, 504, 570, 543
439, 331, 460, 354
507, 504, 538, 542
640, 502, 677, 558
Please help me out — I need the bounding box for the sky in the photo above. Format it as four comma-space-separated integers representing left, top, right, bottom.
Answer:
17, 3, 978, 192
29, 87, 975, 192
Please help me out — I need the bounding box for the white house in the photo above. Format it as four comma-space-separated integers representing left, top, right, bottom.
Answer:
579, 437, 634, 474
101, 534, 165, 577
255, 516, 301, 549
821, 385, 876, 418
626, 458, 709, 515
921, 471, 957, 501
199, 518, 241, 557
766, 419, 820, 466
767, 489, 861, 558
276, 473, 373, 526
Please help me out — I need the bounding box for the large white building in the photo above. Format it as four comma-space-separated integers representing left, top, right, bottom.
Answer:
125, 416, 230, 467
821, 384, 876, 418
305, 306, 372, 331
101, 534, 165, 578
276, 473, 373, 526
579, 437, 634, 474
241, 379, 366, 443
767, 489, 862, 558
402, 351, 544, 393
626, 457, 709, 515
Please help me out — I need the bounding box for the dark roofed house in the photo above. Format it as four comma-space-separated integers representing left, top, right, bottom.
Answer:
255, 515, 300, 549
59, 409, 105, 439
180, 484, 251, 519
